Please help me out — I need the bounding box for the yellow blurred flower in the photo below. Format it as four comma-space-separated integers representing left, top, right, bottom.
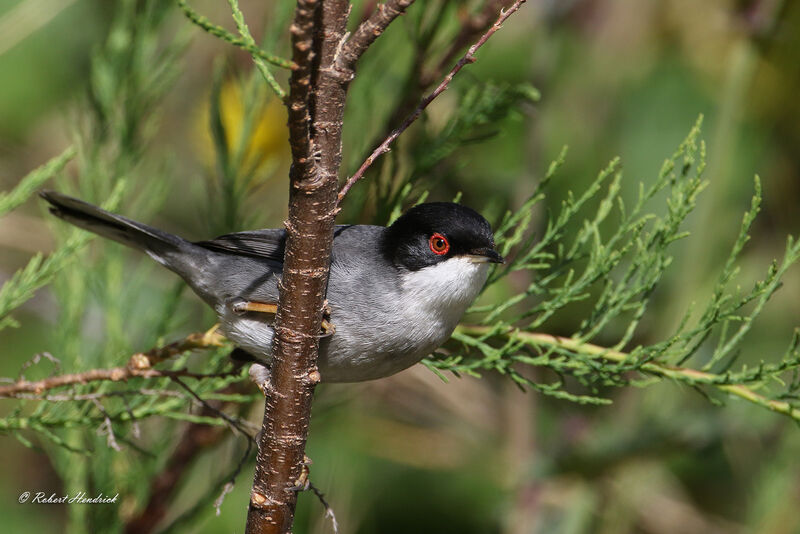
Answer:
195, 77, 289, 179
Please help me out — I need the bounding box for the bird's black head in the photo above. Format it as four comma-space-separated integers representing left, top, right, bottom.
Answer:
382, 202, 504, 271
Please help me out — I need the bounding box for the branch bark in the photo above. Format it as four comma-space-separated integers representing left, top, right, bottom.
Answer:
245, 0, 349, 532
244, 1, 452, 531
336, 0, 416, 75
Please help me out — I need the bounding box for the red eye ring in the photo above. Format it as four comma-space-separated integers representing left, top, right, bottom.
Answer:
429, 233, 449, 255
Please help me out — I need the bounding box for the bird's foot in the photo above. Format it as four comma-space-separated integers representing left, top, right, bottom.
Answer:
289, 455, 313, 491
248, 363, 274, 396
319, 319, 336, 338
320, 299, 335, 338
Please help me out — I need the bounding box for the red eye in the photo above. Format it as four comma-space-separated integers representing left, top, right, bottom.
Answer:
429, 233, 449, 255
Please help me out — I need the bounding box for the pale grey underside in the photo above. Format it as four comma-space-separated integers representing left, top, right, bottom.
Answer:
187, 226, 488, 382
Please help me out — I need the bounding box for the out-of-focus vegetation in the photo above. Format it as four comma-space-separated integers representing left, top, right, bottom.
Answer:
1, 1, 800, 533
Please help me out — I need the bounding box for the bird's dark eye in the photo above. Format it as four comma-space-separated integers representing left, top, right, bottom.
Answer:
429, 233, 449, 255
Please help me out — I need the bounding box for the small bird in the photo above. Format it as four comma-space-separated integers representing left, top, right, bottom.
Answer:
40, 191, 503, 382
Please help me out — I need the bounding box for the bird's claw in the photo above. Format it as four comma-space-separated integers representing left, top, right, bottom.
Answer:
319, 300, 335, 338
289, 455, 313, 491
248, 363, 274, 396
319, 319, 336, 338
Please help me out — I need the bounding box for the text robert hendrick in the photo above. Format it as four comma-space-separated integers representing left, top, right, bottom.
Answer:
18, 491, 118, 504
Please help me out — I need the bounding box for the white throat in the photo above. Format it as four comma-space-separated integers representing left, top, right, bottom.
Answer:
399, 256, 490, 333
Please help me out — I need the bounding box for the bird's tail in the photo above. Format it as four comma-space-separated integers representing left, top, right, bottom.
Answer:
40, 190, 204, 279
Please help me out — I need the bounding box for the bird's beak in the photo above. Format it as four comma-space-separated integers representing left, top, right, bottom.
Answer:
466, 247, 505, 264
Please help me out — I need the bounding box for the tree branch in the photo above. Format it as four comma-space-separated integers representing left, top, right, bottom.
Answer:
457, 326, 800, 421
337, 0, 528, 205
0, 331, 227, 398
245, 0, 350, 532
284, 0, 318, 184
335, 0, 416, 77
243, 0, 430, 531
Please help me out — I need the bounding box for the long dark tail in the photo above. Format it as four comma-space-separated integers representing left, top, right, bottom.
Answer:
40, 190, 207, 282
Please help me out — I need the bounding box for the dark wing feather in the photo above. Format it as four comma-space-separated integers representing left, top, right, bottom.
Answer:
195, 229, 287, 262
195, 225, 367, 262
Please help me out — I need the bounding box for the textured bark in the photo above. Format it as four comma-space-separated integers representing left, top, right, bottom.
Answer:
244, 2, 423, 531
244, 1, 349, 532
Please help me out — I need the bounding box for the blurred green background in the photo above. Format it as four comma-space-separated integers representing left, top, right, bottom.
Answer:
1, 0, 800, 533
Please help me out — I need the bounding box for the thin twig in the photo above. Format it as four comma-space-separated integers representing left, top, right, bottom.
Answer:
171, 376, 253, 442
170, 376, 256, 518
0, 368, 236, 398
309, 483, 339, 534
357, 0, 490, 158
130, 328, 226, 367
336, 0, 528, 205
0, 330, 227, 398
215, 482, 236, 516
10, 389, 187, 402
8, 389, 259, 403
92, 398, 123, 451
419, 0, 514, 87
17, 351, 61, 381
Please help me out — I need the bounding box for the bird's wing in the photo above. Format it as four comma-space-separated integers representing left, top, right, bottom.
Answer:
194, 224, 376, 263
195, 229, 287, 262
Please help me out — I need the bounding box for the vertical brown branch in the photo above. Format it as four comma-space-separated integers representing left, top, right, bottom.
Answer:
244, 1, 348, 532
284, 0, 318, 187
245, 2, 417, 532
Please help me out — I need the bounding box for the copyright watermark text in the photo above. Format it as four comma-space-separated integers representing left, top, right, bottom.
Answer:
18, 491, 118, 504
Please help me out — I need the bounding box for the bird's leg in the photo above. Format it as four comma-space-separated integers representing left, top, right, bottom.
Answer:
231, 298, 335, 337
231, 299, 278, 315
